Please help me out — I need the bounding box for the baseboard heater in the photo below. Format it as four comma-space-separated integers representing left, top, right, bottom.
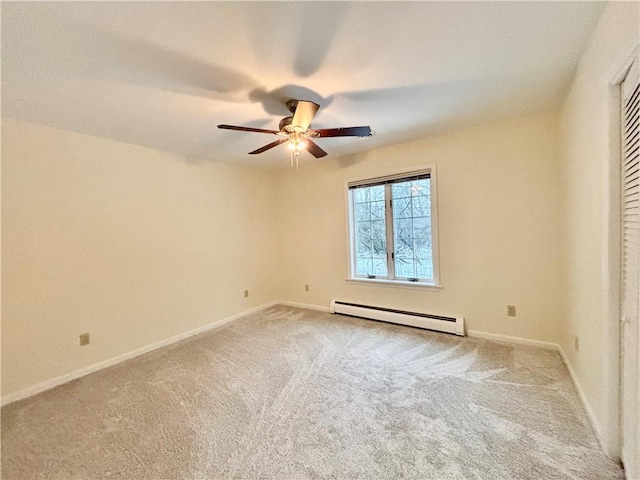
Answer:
330, 300, 465, 336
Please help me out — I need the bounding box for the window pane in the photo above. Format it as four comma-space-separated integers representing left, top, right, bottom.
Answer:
392, 182, 411, 199
412, 195, 430, 217
395, 237, 414, 257
394, 197, 412, 218
370, 201, 385, 220
356, 221, 371, 239
415, 237, 431, 257
413, 217, 430, 238
416, 258, 433, 279
372, 238, 386, 256
370, 185, 385, 202
356, 203, 370, 222
356, 257, 372, 276
351, 174, 435, 283
395, 218, 412, 238
392, 179, 433, 280
395, 257, 414, 278
410, 179, 430, 197
371, 220, 386, 239
357, 237, 371, 255
353, 187, 370, 204
372, 258, 388, 276
352, 187, 388, 277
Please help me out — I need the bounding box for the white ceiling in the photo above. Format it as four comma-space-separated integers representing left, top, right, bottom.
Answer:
2, 1, 606, 169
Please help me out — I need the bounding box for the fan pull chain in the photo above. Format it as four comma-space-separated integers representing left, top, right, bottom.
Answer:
290, 150, 300, 169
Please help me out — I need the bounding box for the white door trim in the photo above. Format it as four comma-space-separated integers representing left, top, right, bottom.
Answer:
604, 44, 640, 461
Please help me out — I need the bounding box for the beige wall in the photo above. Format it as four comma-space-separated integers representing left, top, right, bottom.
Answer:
560, 1, 639, 451
1, 118, 278, 396
3, 109, 566, 400
6, 16, 631, 412
276, 109, 565, 343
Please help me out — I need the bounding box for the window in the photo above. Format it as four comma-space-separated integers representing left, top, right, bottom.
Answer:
347, 166, 440, 287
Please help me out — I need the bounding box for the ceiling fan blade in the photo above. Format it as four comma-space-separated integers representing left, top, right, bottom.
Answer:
305, 140, 328, 158
291, 100, 320, 132
248, 138, 288, 155
218, 124, 280, 135
312, 126, 372, 137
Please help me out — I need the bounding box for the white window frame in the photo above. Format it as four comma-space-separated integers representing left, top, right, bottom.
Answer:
345, 164, 441, 290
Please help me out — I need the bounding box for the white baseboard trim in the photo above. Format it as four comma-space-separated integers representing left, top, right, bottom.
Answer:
277, 303, 559, 350
281, 304, 606, 450
0, 301, 279, 407
557, 345, 602, 441
467, 330, 559, 350
458, 330, 604, 449
1, 300, 606, 457
276, 300, 331, 312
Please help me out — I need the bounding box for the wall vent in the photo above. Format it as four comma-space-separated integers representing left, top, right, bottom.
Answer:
330, 300, 465, 336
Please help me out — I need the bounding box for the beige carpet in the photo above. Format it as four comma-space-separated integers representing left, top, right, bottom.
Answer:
1, 305, 625, 479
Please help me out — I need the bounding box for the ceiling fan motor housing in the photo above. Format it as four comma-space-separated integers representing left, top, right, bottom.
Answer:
285, 99, 299, 114
279, 116, 294, 132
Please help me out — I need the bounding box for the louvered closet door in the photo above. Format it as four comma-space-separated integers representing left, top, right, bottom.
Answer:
621, 56, 640, 479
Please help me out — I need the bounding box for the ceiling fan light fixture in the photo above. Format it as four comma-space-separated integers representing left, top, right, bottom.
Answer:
218, 98, 371, 164
287, 131, 307, 153
287, 140, 303, 152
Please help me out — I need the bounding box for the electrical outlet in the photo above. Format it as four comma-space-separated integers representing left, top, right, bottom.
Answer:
507, 305, 516, 317
243, 290, 249, 298
574, 336, 579, 352
79, 333, 90, 346
305, 284, 309, 292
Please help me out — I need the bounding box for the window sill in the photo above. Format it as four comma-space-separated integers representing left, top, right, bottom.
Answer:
345, 277, 443, 291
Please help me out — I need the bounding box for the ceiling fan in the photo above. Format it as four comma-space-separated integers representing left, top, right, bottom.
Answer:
218, 99, 372, 167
